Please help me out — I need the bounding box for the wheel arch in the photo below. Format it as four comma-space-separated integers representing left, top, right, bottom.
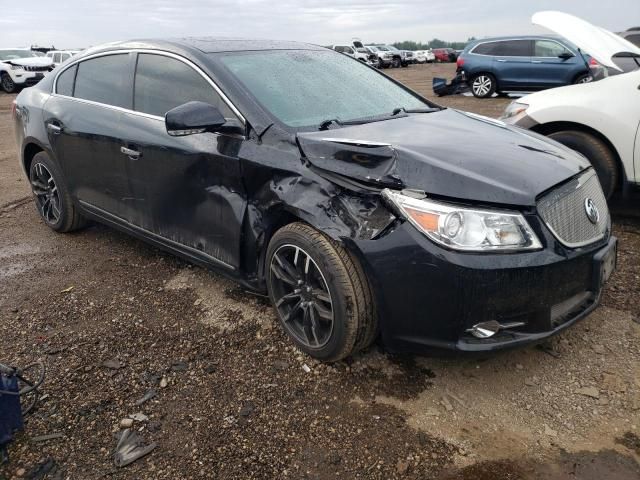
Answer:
571, 69, 592, 84
530, 121, 626, 189
22, 141, 46, 176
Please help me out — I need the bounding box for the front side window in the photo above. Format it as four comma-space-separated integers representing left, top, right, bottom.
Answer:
220, 50, 428, 128
492, 40, 532, 57
74, 54, 131, 108
134, 53, 234, 118
534, 40, 570, 57
53, 53, 61, 63
56, 64, 77, 96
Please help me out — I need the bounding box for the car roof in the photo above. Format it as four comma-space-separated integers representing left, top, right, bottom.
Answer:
468, 35, 564, 45
82, 37, 324, 56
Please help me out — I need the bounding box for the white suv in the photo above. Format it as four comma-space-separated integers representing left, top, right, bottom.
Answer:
45, 50, 80, 66
0, 48, 54, 93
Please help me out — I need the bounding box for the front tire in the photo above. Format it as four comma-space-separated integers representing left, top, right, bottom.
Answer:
470, 73, 496, 98
547, 131, 618, 199
266, 223, 377, 362
29, 152, 86, 232
1, 73, 17, 93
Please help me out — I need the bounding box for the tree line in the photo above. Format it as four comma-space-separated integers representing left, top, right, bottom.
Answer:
392, 38, 476, 51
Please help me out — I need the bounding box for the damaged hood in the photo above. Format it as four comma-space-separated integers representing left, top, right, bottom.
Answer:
532, 11, 640, 72
3, 56, 53, 67
297, 109, 590, 206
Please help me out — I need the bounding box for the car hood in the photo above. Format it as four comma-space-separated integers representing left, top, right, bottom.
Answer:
297, 109, 590, 207
532, 11, 640, 71
4, 56, 54, 67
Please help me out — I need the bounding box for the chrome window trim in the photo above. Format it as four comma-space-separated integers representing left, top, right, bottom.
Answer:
52, 48, 246, 125
468, 38, 572, 58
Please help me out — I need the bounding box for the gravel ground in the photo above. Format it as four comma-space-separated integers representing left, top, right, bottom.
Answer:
1, 63, 639, 480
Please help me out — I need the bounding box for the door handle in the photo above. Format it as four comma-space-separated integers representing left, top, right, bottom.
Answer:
120, 146, 141, 159
47, 123, 63, 134
496, 59, 507, 62
531, 60, 543, 63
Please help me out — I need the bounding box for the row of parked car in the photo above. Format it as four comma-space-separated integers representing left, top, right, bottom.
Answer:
330, 39, 460, 68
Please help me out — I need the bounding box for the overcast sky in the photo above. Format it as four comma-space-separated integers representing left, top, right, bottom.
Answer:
1, 0, 638, 48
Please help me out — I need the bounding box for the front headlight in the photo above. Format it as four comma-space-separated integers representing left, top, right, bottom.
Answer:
10, 64, 22, 71
382, 190, 542, 252
500, 101, 529, 122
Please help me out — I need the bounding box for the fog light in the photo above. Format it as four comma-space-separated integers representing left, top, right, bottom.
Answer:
466, 320, 526, 339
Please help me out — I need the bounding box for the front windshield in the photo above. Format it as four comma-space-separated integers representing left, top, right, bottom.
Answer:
378, 46, 390, 51
0, 49, 38, 61
387, 46, 399, 51
219, 50, 428, 128
368, 46, 379, 52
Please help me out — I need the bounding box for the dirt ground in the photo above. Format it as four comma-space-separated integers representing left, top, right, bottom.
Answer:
1, 63, 639, 480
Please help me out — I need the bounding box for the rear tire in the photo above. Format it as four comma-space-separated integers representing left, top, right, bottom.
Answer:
29, 151, 87, 232
266, 223, 377, 362
1, 73, 17, 94
573, 73, 593, 84
470, 73, 496, 98
547, 130, 618, 198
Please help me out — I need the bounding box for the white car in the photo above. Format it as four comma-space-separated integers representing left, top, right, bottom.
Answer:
0, 48, 54, 93
330, 45, 376, 66
45, 50, 80, 66
414, 50, 435, 63
501, 11, 640, 198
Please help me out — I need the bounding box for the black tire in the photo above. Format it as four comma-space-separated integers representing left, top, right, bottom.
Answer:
29, 151, 87, 232
266, 223, 377, 362
1, 73, 17, 94
470, 73, 496, 98
547, 131, 618, 199
377, 58, 384, 69
392, 57, 401, 68
573, 73, 593, 84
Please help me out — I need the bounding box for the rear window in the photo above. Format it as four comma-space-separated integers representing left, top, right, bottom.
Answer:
56, 64, 76, 96
74, 54, 131, 108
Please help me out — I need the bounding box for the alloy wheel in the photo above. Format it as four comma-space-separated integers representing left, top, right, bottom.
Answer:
269, 244, 334, 349
472, 75, 492, 97
30, 163, 61, 225
578, 75, 593, 83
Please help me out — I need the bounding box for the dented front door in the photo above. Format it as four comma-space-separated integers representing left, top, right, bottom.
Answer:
120, 113, 246, 270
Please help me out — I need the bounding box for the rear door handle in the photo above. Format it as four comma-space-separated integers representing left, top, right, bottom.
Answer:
120, 146, 141, 159
47, 123, 63, 134
531, 60, 543, 63
496, 59, 507, 62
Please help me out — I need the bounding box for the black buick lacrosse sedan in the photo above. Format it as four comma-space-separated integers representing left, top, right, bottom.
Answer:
13, 38, 617, 361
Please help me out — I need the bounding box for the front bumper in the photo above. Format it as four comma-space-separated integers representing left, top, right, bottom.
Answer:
351, 218, 616, 354
11, 71, 46, 87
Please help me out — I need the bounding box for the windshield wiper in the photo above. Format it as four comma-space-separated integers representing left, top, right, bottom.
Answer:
318, 118, 342, 130
393, 107, 441, 115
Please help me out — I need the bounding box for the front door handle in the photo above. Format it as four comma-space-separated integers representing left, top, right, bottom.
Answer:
120, 146, 141, 159
531, 60, 543, 63
47, 123, 63, 134
496, 59, 507, 62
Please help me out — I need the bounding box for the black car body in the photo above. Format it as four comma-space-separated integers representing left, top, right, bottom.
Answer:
13, 38, 617, 361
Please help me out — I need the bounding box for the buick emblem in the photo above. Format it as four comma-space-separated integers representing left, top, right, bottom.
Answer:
584, 198, 599, 224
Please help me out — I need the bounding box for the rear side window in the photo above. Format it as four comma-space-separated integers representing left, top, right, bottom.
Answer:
534, 40, 570, 57
472, 42, 500, 55
134, 53, 234, 118
492, 40, 532, 57
74, 54, 131, 108
56, 64, 76, 96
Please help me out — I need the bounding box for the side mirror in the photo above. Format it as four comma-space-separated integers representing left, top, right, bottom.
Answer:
165, 101, 227, 137
558, 52, 574, 60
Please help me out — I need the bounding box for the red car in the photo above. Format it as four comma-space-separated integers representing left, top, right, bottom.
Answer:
432, 48, 457, 63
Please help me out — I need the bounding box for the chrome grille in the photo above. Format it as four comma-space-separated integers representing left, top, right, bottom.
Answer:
23, 66, 51, 72
537, 169, 609, 248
